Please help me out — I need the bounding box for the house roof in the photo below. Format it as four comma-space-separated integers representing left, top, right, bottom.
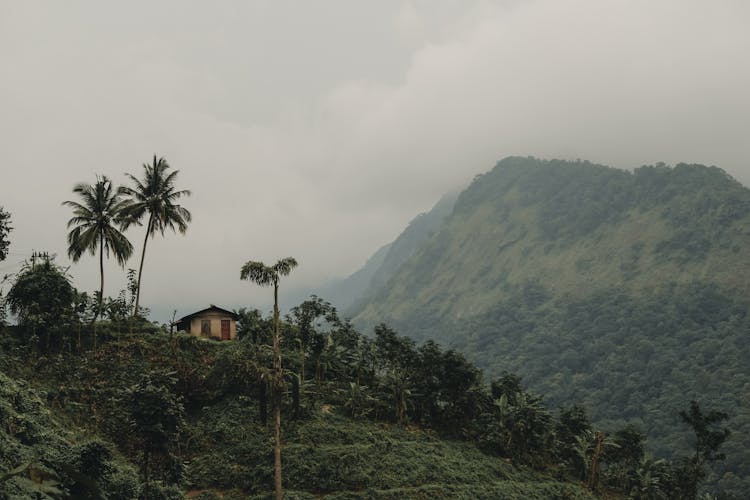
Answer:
176, 305, 239, 322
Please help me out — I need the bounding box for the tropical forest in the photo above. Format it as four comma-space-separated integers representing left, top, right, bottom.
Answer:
1, 155, 745, 499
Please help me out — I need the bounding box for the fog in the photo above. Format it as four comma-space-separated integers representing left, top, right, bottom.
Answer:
1, 0, 748, 320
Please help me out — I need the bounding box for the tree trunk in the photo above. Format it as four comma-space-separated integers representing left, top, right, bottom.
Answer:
588, 431, 605, 491
273, 282, 283, 500
133, 213, 152, 317
98, 232, 104, 321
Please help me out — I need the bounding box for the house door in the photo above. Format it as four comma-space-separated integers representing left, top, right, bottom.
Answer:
221, 320, 231, 340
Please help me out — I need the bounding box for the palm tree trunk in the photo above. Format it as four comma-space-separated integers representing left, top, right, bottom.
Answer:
273, 281, 283, 500
98, 233, 104, 321
133, 214, 152, 317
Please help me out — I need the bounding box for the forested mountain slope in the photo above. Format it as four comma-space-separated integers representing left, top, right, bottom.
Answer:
349, 156, 750, 494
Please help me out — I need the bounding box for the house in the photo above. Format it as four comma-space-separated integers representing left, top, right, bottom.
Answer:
175, 305, 238, 340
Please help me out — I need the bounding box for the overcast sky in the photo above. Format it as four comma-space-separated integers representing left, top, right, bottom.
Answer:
1, 0, 749, 320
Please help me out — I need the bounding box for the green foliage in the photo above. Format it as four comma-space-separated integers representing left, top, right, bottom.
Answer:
234, 307, 272, 343
102, 269, 150, 330
601, 424, 645, 492
677, 400, 731, 497
555, 405, 592, 479
5, 253, 75, 350
63, 176, 133, 265
240, 257, 299, 287
680, 401, 731, 466
349, 156, 750, 496
186, 400, 594, 499
0, 371, 140, 499
1, 285, 733, 499
123, 370, 186, 489
1, 319, 600, 499
63, 176, 135, 324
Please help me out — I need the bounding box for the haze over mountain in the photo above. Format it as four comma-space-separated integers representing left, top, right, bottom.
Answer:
2, 1, 750, 320
290, 191, 458, 311
342, 156, 750, 494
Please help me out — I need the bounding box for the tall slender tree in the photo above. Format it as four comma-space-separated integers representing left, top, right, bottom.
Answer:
0, 206, 12, 262
678, 400, 731, 497
240, 257, 298, 500
121, 156, 191, 317
63, 176, 133, 321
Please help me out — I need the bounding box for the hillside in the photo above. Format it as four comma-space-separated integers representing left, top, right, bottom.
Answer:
348, 157, 750, 495
0, 328, 597, 499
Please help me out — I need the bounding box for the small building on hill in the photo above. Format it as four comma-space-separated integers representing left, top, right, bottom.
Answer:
175, 305, 238, 340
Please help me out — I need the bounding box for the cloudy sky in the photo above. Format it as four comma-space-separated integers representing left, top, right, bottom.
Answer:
1, 0, 749, 320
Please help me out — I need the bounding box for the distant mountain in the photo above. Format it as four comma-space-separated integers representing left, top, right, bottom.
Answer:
300, 191, 458, 313
365, 191, 459, 294
348, 156, 750, 495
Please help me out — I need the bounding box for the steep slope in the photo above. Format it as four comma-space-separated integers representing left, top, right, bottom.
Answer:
366, 190, 459, 294
351, 156, 750, 495
355, 157, 750, 326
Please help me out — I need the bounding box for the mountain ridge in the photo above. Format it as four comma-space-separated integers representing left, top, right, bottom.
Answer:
340, 156, 750, 495
351, 157, 750, 326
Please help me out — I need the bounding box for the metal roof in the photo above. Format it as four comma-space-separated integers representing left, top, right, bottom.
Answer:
176, 304, 239, 322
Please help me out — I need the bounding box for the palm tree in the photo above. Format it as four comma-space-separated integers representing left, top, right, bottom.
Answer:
240, 257, 298, 500
121, 156, 191, 317
63, 176, 133, 322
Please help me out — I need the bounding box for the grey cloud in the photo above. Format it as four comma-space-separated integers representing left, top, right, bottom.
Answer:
1, 0, 748, 320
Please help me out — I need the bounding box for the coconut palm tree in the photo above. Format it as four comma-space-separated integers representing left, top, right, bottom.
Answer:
63, 176, 133, 321
120, 156, 191, 317
240, 257, 298, 500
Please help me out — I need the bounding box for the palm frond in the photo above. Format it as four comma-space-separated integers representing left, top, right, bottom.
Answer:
103, 226, 134, 266
121, 156, 191, 237
274, 257, 299, 276
64, 177, 134, 266
240, 261, 275, 286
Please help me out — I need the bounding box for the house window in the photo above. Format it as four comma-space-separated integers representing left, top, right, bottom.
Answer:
201, 320, 211, 337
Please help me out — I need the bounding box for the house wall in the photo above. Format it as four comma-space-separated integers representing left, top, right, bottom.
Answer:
183, 311, 237, 340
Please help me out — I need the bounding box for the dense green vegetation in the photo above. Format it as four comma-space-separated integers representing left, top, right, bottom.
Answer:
0, 288, 732, 499
0, 322, 597, 499
349, 157, 750, 496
